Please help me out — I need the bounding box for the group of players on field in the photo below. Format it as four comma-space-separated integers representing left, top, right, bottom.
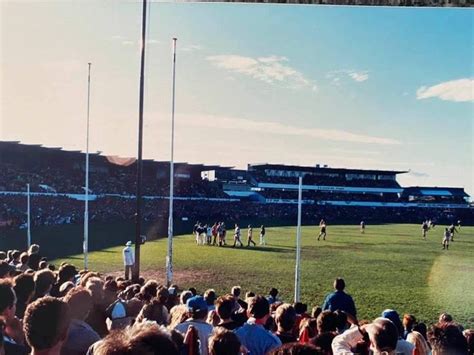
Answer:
193, 222, 266, 247
422, 219, 461, 250
194, 219, 462, 250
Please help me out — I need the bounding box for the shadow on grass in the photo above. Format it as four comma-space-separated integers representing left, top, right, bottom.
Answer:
204, 245, 295, 253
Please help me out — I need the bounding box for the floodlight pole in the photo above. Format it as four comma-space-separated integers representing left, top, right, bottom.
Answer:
84, 62, 91, 270
27, 183, 31, 248
294, 176, 303, 303
166, 38, 177, 287
133, 0, 148, 282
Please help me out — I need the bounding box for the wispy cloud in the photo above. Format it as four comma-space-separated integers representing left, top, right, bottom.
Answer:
416, 78, 473, 102
206, 54, 316, 91
408, 170, 430, 178
177, 113, 401, 145
181, 44, 202, 52
327, 70, 370, 84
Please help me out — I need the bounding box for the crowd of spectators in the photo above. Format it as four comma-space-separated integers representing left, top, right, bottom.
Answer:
2, 194, 472, 231
0, 247, 472, 355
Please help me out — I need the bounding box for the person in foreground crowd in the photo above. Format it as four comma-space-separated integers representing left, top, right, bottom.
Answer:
174, 295, 213, 355
23, 297, 71, 355
381, 309, 415, 355
429, 321, 469, 355
235, 295, 282, 355
208, 328, 242, 355
322, 278, 357, 320
332, 317, 398, 355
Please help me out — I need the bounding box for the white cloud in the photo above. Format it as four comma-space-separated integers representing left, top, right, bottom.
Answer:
177, 113, 401, 145
348, 71, 369, 82
181, 44, 202, 52
206, 54, 314, 90
327, 70, 369, 83
416, 78, 474, 102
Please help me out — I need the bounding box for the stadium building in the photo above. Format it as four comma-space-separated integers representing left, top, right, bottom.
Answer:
1, 141, 472, 232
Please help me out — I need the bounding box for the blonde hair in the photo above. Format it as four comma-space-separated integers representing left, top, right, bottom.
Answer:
407, 330, 431, 355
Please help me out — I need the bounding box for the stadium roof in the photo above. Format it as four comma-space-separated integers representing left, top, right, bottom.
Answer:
248, 163, 407, 175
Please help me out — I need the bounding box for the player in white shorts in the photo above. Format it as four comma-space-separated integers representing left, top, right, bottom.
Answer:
442, 227, 450, 250
233, 224, 243, 247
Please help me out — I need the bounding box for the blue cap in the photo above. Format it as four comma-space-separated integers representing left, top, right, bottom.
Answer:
382, 309, 401, 326
186, 296, 208, 313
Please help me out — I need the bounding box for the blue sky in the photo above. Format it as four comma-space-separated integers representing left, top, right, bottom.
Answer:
1, 2, 473, 195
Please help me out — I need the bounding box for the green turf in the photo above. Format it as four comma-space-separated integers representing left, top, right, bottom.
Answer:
52, 224, 474, 327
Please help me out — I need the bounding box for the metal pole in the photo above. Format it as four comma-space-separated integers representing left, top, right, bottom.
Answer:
27, 183, 31, 248
84, 62, 91, 270
166, 38, 177, 287
133, 0, 148, 282
294, 176, 303, 303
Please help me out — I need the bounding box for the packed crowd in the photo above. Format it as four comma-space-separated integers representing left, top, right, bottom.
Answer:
2, 194, 472, 231
1, 163, 227, 198
1, 244, 473, 355
252, 173, 402, 189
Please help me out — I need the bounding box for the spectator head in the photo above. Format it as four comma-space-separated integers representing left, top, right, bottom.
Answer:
428, 322, 468, 355
186, 296, 208, 320
180, 290, 193, 305
136, 299, 168, 325
169, 304, 188, 330
439, 313, 453, 324
11, 250, 21, 263
334, 310, 348, 333
34, 269, 56, 297
231, 286, 241, 299
407, 331, 431, 355
317, 310, 337, 333
275, 303, 297, 333
403, 314, 417, 331
157, 287, 169, 304
216, 294, 235, 321
140, 280, 159, 302
310, 332, 336, 354
38, 260, 48, 270
59, 281, 75, 297
294, 302, 308, 315
269, 343, 319, 355
366, 317, 399, 355
269, 288, 279, 298
23, 297, 71, 353
93, 320, 178, 355
58, 264, 77, 283
189, 287, 197, 296
85, 277, 104, 304
0, 280, 16, 320
299, 317, 318, 340
13, 273, 35, 306
204, 289, 217, 306
414, 322, 428, 341
28, 244, 40, 255
209, 328, 241, 355
334, 278, 345, 291
64, 287, 93, 320
20, 252, 29, 265
0, 261, 15, 278
464, 329, 474, 355
0, 251, 6, 260
247, 295, 270, 321
382, 309, 403, 336
311, 306, 322, 319
126, 298, 143, 318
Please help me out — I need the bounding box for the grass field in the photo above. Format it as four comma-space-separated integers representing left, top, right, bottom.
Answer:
50, 223, 474, 327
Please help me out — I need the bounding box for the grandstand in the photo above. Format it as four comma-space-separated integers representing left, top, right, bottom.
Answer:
1, 141, 472, 231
